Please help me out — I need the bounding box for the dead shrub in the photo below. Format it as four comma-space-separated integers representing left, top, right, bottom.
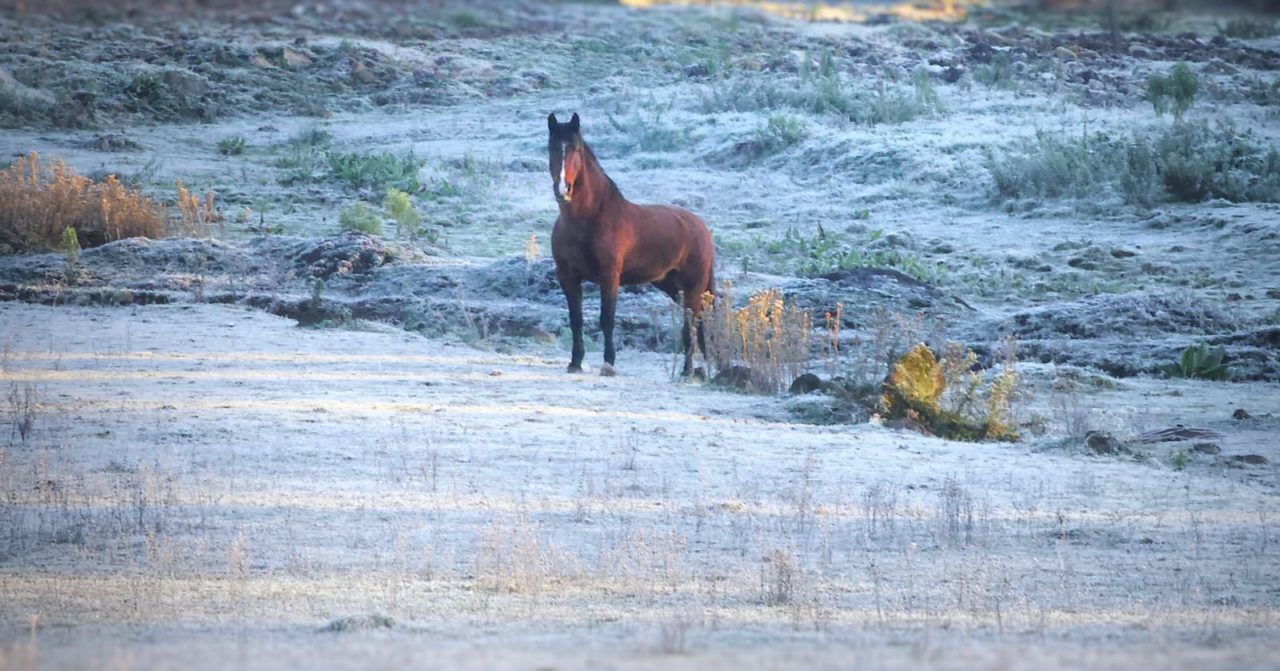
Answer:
700, 283, 813, 393
0, 152, 166, 250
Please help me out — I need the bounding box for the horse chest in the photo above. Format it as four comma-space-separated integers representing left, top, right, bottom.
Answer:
553, 214, 628, 277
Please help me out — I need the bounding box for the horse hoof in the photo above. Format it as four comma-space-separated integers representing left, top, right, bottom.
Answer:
567, 364, 583, 374
600, 363, 616, 377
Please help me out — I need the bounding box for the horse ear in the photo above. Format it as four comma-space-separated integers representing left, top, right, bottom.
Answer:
547, 113, 558, 131
569, 113, 580, 133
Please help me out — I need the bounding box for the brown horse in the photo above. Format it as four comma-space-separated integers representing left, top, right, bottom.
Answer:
547, 112, 715, 376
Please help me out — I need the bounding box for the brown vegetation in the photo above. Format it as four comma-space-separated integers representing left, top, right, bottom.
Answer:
0, 153, 166, 251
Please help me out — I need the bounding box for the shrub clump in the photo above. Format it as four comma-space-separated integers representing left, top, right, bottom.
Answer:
879, 341, 1019, 442
0, 152, 166, 251
338, 202, 382, 236
1147, 62, 1199, 120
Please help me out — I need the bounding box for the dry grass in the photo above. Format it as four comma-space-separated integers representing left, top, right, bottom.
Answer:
175, 180, 221, 238
0, 153, 167, 250
699, 283, 812, 393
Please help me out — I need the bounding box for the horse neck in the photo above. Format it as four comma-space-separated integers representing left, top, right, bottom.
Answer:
569, 144, 622, 219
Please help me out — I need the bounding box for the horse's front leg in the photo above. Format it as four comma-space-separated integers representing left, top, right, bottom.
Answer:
558, 270, 585, 373
598, 272, 620, 376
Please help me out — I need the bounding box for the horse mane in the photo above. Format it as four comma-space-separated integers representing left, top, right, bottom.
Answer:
579, 140, 624, 204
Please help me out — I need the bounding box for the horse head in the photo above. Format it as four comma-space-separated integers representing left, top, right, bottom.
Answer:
547, 112, 583, 204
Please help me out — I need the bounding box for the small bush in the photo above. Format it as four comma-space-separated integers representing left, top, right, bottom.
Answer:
217, 136, 246, 156
0, 152, 166, 250
338, 202, 382, 236
1164, 342, 1229, 380
1147, 63, 1199, 120
700, 283, 813, 394
383, 187, 421, 240
879, 340, 1019, 442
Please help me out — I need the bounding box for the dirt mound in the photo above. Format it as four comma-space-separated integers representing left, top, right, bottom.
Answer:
1003, 292, 1240, 340
291, 231, 425, 278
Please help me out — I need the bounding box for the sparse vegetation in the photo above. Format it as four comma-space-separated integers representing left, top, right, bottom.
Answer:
754, 114, 807, 154
756, 226, 944, 284
174, 180, 220, 237
0, 152, 166, 251
701, 56, 943, 126
699, 284, 813, 394
6, 382, 38, 443
217, 136, 246, 156
988, 121, 1280, 206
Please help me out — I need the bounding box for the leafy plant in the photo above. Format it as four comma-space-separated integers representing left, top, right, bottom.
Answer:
1164, 342, 1229, 380
382, 187, 421, 240
1148, 63, 1199, 120
217, 136, 246, 156
327, 150, 423, 193
338, 202, 382, 236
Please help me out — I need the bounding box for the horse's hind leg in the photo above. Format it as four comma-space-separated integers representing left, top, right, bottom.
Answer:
679, 289, 704, 376
598, 270, 620, 376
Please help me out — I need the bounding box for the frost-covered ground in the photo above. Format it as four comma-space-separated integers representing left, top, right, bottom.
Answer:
1, 0, 1279, 668
1, 301, 1278, 669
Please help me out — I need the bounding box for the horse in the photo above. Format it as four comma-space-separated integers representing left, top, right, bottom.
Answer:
547, 112, 715, 377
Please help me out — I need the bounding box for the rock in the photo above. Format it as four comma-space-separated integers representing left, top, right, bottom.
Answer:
282, 47, 313, 68
1054, 46, 1077, 60
1231, 454, 1270, 466
251, 54, 275, 68
788, 373, 825, 395
1192, 442, 1221, 455
1128, 45, 1154, 59
1232, 408, 1252, 420
1084, 431, 1122, 455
